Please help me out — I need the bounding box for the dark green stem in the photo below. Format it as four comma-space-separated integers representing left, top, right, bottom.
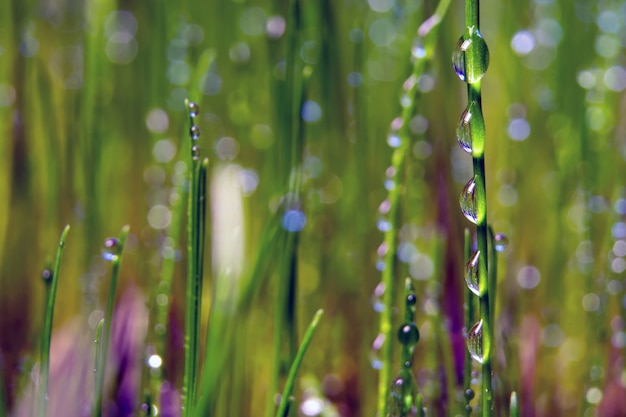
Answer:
39, 225, 70, 417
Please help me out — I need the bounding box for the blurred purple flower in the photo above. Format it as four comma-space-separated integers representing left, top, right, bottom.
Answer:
12, 285, 181, 417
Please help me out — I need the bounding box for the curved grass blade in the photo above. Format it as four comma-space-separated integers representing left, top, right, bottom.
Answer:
38, 225, 70, 417
274, 309, 324, 417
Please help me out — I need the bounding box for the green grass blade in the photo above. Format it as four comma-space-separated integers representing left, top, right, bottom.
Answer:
274, 309, 324, 417
38, 225, 70, 417
93, 225, 130, 417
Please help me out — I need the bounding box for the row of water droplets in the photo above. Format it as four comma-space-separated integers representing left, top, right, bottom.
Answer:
389, 280, 422, 416
452, 24, 490, 367
188, 101, 202, 160
370, 31, 433, 373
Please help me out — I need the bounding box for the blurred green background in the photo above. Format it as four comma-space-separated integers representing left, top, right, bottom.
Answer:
1, 0, 625, 416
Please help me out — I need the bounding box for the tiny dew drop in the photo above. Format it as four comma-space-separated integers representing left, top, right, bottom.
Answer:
466, 319, 484, 364
397, 322, 420, 346
390, 376, 406, 403
406, 293, 417, 307
370, 333, 386, 370
188, 102, 199, 118
41, 268, 53, 284
494, 233, 509, 252
387, 133, 402, 148
465, 251, 481, 296
465, 388, 475, 401
190, 125, 201, 140
452, 27, 490, 84
460, 177, 479, 224
191, 145, 200, 160
102, 238, 120, 262
371, 282, 386, 312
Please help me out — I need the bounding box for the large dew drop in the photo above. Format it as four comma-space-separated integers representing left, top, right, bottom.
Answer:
465, 250, 481, 296
397, 322, 420, 347
460, 177, 478, 224
466, 320, 484, 363
452, 28, 490, 84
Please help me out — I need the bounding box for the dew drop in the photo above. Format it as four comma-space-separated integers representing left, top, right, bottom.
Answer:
102, 238, 120, 262
457, 104, 474, 153
370, 333, 385, 370
379, 199, 391, 215
452, 28, 490, 84
397, 322, 420, 346
191, 145, 200, 160
460, 177, 479, 224
494, 233, 509, 252
466, 319, 484, 364
465, 388, 475, 401
188, 101, 199, 118
465, 251, 480, 296
390, 376, 406, 402
190, 125, 201, 140
377, 218, 392, 232
41, 268, 53, 284
406, 293, 417, 307
371, 282, 386, 312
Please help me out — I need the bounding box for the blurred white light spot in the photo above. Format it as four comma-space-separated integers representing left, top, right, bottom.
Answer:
300, 397, 324, 416
586, 387, 602, 404
146, 108, 169, 133
153, 139, 176, 163
147, 205, 171, 229
595, 34, 621, 59
604, 66, 626, 91
582, 293, 600, 312
507, 118, 531, 141
517, 265, 540, 289
147, 354, 162, 369
302, 100, 322, 123
577, 70, 596, 89
215, 136, 239, 160
511, 30, 535, 55
238, 169, 259, 196
597, 11, 620, 33
266, 15, 286, 39
368, 0, 394, 13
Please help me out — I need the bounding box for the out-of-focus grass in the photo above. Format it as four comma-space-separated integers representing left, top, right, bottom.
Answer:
1, 0, 626, 416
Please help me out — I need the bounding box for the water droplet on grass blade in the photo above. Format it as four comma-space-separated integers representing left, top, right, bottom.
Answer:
190, 125, 200, 140
370, 333, 385, 370
371, 282, 386, 312
466, 320, 484, 363
102, 238, 120, 261
41, 268, 53, 284
460, 177, 479, 224
397, 322, 420, 346
465, 251, 481, 296
457, 103, 475, 153
494, 233, 509, 252
191, 145, 200, 160
452, 28, 490, 84
188, 101, 199, 118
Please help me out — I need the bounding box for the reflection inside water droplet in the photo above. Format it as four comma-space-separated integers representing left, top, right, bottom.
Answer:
460, 177, 479, 224
465, 251, 480, 296
466, 319, 484, 363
